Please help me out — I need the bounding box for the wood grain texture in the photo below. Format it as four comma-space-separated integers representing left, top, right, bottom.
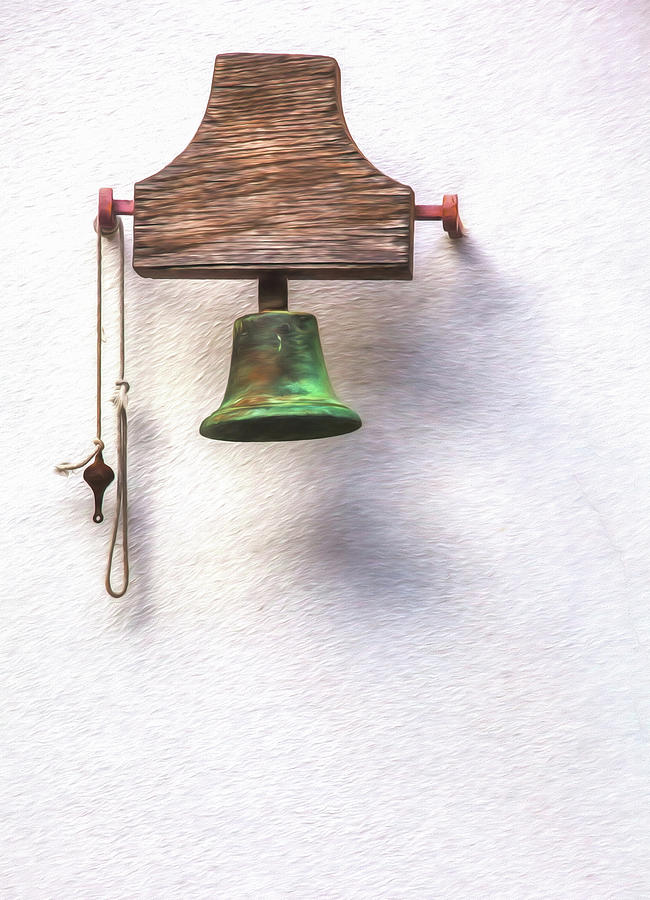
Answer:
133, 53, 414, 280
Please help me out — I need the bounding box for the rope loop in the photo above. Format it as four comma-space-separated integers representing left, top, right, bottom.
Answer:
104, 219, 130, 598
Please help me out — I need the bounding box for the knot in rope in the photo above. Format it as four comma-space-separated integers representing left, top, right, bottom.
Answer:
113, 380, 130, 412
54, 437, 106, 476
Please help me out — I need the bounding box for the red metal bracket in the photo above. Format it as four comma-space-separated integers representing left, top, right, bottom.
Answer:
98, 188, 464, 238
97, 188, 135, 234
415, 194, 464, 239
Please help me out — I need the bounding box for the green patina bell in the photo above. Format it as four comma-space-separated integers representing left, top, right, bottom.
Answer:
200, 311, 362, 442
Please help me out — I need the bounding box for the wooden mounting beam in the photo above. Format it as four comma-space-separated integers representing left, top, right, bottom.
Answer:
133, 53, 414, 281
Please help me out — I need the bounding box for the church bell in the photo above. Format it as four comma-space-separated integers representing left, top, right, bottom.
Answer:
200, 311, 362, 442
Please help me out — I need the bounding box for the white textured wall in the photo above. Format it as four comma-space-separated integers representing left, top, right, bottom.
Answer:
2, 1, 650, 896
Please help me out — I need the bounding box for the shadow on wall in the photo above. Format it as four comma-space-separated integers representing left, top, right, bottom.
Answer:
114, 237, 545, 623
287, 238, 545, 615
108, 403, 168, 630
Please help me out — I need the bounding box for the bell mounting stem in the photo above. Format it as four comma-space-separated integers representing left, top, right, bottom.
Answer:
258, 273, 288, 312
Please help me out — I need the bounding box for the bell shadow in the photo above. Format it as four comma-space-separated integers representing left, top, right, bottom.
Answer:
107, 232, 544, 622
287, 237, 545, 617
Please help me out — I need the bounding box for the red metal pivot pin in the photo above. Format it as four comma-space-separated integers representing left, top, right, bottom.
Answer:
415, 194, 464, 239
97, 188, 134, 234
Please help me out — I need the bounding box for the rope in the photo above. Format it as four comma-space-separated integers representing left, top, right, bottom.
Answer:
105, 219, 129, 598
54, 219, 107, 475
54, 437, 105, 474
55, 216, 130, 597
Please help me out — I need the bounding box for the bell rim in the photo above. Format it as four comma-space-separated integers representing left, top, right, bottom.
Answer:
200, 402, 362, 442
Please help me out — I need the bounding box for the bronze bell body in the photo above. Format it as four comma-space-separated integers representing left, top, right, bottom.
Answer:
200, 311, 362, 442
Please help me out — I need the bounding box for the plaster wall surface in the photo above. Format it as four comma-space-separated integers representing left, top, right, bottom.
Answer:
2, 1, 650, 897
